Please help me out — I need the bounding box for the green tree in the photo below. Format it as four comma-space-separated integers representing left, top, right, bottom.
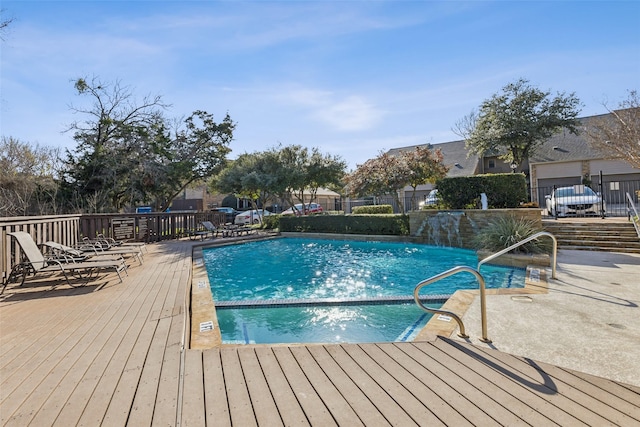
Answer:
0, 137, 61, 216
344, 151, 410, 212
213, 145, 346, 216
401, 145, 448, 210
584, 90, 640, 168
62, 77, 234, 212
455, 78, 582, 172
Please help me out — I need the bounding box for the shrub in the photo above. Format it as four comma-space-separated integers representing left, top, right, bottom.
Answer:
352, 205, 393, 214
279, 214, 409, 235
437, 173, 527, 209
473, 216, 551, 254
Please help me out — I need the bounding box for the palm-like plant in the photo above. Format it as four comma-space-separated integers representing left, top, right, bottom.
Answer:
474, 216, 551, 254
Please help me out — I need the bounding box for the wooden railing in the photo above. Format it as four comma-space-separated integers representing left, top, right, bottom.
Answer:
1, 211, 225, 286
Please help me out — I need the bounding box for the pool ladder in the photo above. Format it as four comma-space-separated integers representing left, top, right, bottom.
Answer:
413, 231, 557, 343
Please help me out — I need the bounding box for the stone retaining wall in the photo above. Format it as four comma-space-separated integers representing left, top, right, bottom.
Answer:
409, 209, 542, 249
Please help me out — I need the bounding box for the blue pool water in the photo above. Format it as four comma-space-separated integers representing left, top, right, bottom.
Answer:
203, 237, 525, 344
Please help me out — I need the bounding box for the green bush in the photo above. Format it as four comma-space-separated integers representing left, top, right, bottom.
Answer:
473, 216, 551, 254
436, 173, 527, 209
261, 214, 280, 229
279, 214, 409, 235
352, 205, 393, 214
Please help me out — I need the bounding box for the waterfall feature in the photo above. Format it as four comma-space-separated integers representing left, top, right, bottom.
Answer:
415, 211, 466, 247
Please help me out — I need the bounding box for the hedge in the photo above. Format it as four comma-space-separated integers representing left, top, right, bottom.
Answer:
436, 173, 527, 209
278, 214, 409, 235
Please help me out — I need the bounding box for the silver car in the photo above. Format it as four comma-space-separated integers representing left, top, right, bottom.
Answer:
545, 186, 605, 217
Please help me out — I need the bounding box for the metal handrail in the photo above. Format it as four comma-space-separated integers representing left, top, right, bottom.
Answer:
626, 192, 640, 238
413, 266, 491, 343
477, 231, 557, 280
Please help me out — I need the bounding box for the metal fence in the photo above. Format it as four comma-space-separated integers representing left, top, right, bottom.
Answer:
533, 179, 640, 218
345, 178, 640, 218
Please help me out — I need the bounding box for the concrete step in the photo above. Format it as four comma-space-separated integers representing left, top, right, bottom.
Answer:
542, 219, 640, 253
560, 245, 640, 254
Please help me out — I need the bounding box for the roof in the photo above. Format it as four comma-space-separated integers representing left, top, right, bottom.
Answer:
529, 114, 611, 164
387, 140, 480, 178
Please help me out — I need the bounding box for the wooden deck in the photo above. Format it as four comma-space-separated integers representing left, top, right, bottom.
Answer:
1, 239, 639, 426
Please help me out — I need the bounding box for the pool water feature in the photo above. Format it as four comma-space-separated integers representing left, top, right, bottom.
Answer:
203, 237, 525, 344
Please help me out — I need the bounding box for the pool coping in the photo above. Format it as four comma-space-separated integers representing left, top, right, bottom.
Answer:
189, 233, 550, 349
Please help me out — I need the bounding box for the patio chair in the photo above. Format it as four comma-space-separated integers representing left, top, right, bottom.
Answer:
79, 237, 144, 265
4, 232, 127, 290
200, 221, 227, 238
95, 233, 147, 253
43, 241, 128, 265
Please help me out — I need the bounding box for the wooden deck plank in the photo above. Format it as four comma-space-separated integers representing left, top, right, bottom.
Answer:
220, 347, 258, 427
125, 309, 177, 423
253, 346, 309, 426
150, 266, 188, 426
237, 348, 284, 427
0, 279, 139, 425
1, 284, 124, 396
427, 339, 584, 426
202, 349, 232, 427
360, 343, 477, 426
386, 342, 529, 426
25, 276, 154, 427
306, 345, 391, 427
181, 350, 206, 427
78, 252, 175, 426
50, 278, 161, 427
433, 338, 624, 426
0, 292, 87, 360
271, 346, 337, 426
457, 339, 640, 425
323, 344, 419, 426
409, 341, 559, 426
289, 346, 364, 426
341, 344, 446, 426
76, 246, 178, 426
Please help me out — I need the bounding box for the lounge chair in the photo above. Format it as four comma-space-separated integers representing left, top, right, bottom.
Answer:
43, 241, 128, 265
200, 221, 226, 238
95, 233, 147, 253
201, 221, 254, 238
4, 232, 127, 290
79, 237, 144, 265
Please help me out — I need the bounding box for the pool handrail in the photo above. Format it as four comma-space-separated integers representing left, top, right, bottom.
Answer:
413, 265, 491, 343
477, 231, 557, 280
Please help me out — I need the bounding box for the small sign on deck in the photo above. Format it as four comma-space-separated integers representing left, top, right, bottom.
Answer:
199, 321, 214, 332
437, 314, 453, 322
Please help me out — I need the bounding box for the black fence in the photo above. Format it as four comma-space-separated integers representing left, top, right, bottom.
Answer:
345, 179, 640, 218
533, 179, 640, 218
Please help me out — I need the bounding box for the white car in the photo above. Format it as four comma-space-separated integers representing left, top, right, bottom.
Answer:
234, 209, 272, 225
281, 203, 324, 216
545, 186, 605, 217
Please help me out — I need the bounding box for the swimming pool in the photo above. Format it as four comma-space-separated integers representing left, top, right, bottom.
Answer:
203, 237, 525, 344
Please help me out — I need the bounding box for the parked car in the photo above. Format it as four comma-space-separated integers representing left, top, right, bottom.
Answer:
545, 186, 606, 217
234, 209, 272, 225
281, 203, 324, 216
419, 189, 439, 208
212, 207, 239, 223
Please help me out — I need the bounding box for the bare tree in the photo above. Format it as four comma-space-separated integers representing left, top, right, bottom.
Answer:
0, 8, 14, 41
584, 90, 640, 168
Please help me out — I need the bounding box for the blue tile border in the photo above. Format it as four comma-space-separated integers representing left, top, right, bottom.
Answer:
215, 294, 451, 309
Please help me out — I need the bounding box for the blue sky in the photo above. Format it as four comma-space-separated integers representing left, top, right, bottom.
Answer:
1, 1, 639, 170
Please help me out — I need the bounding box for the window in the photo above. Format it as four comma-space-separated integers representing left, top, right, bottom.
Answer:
488, 159, 495, 169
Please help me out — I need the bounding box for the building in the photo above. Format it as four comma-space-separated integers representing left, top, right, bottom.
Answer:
386, 111, 640, 211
